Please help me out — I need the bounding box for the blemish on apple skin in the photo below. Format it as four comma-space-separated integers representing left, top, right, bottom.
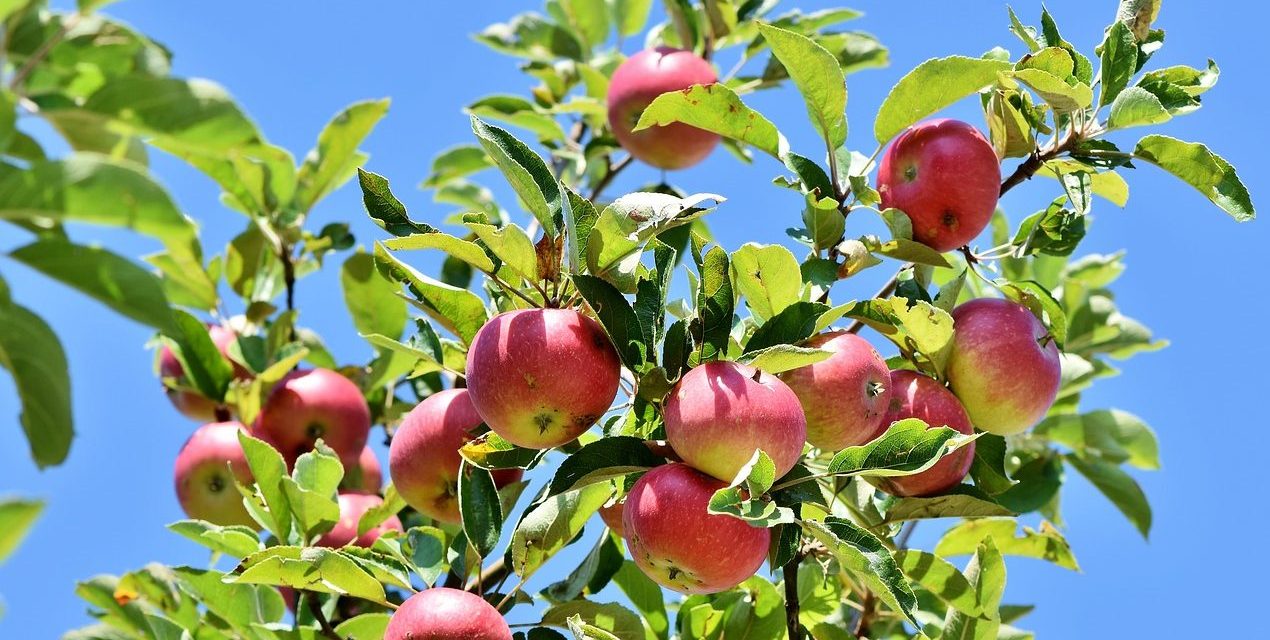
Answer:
523, 373, 537, 389
533, 413, 554, 434
941, 210, 960, 229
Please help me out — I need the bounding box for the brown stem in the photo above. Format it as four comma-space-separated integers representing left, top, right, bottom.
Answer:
307, 595, 343, 640
853, 590, 877, 638
783, 553, 805, 640
213, 405, 232, 422
467, 558, 510, 593
589, 155, 633, 203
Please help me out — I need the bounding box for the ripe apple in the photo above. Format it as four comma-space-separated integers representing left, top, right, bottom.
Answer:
389, 388, 524, 523
607, 47, 720, 170
160, 324, 245, 421
779, 331, 892, 451
875, 370, 976, 497
173, 421, 256, 528
623, 463, 769, 594
664, 361, 806, 482
465, 308, 620, 449
316, 492, 404, 548
342, 445, 383, 494
946, 298, 1062, 435
385, 587, 512, 640
876, 119, 1001, 252
256, 368, 371, 467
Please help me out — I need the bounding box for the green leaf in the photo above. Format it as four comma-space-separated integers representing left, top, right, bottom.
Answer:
1034, 409, 1159, 470
696, 245, 734, 362
612, 561, 669, 639
475, 13, 584, 62
174, 567, 284, 630
746, 301, 829, 353
1098, 21, 1138, 107
358, 169, 436, 236
586, 192, 723, 290
458, 461, 504, 557
737, 344, 832, 374
547, 436, 661, 496
551, 0, 610, 51
1107, 87, 1171, 130
874, 56, 1011, 143
459, 431, 544, 470
1116, 0, 1161, 41
468, 94, 566, 141
825, 419, 975, 478
1066, 454, 1151, 538
1132, 135, 1255, 222
942, 539, 1006, 638
707, 486, 797, 527
383, 231, 495, 273
895, 549, 982, 617
543, 532, 621, 603
168, 310, 233, 401
757, 23, 847, 148
74, 76, 262, 154
237, 431, 292, 540
295, 99, 390, 213
341, 249, 407, 341
804, 517, 917, 624
466, 221, 538, 282
570, 274, 645, 370
422, 144, 494, 188
373, 242, 489, 345
471, 116, 560, 235
512, 482, 612, 578
882, 486, 1014, 523
334, 613, 392, 640
612, 0, 653, 36
634, 83, 787, 158
404, 526, 449, 586
1006, 69, 1093, 113
10, 240, 175, 335
935, 518, 1079, 571
1139, 60, 1220, 97
231, 546, 388, 605
543, 601, 644, 640
0, 498, 42, 563
167, 520, 261, 558
1039, 160, 1129, 207
0, 155, 203, 279
730, 243, 801, 322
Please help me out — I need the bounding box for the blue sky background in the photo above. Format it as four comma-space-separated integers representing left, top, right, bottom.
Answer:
2, 1, 1267, 637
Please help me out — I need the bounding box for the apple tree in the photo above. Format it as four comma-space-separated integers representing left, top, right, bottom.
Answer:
0, 0, 1256, 639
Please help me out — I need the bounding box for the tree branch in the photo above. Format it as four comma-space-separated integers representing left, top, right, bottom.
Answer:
10, 14, 79, 92
845, 271, 903, 334
783, 553, 805, 640
307, 595, 343, 640
589, 155, 633, 202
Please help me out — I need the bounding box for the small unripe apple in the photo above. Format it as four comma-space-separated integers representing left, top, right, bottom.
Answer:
875, 370, 976, 497
947, 298, 1062, 435
465, 308, 620, 449
664, 361, 806, 482
598, 500, 625, 538
341, 445, 383, 494
173, 421, 256, 528
384, 587, 512, 640
607, 47, 721, 170
256, 368, 371, 467
160, 324, 246, 421
623, 463, 769, 594
779, 332, 892, 451
316, 492, 403, 548
390, 389, 524, 523
877, 119, 1001, 252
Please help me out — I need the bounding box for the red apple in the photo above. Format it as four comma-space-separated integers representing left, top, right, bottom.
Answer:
598, 499, 625, 538
256, 368, 371, 467
465, 308, 620, 449
341, 445, 383, 494
385, 587, 511, 640
623, 463, 769, 594
946, 298, 1062, 435
316, 492, 403, 548
779, 332, 892, 451
173, 421, 256, 528
877, 119, 1001, 252
607, 47, 720, 170
664, 361, 806, 482
160, 324, 246, 421
875, 370, 976, 497
389, 389, 524, 523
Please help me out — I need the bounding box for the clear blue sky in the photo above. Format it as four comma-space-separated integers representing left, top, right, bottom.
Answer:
2, 1, 1267, 637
